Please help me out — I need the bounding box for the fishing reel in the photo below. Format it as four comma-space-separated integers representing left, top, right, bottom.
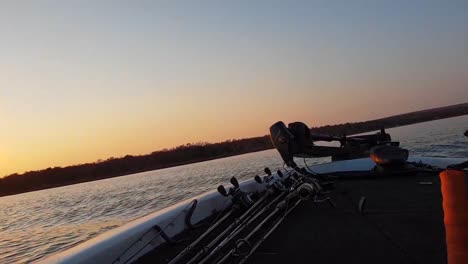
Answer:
217, 177, 255, 209
254, 167, 288, 192
254, 168, 320, 203
296, 183, 317, 201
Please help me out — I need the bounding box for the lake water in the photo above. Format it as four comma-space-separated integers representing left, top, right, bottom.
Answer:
1, 116, 467, 263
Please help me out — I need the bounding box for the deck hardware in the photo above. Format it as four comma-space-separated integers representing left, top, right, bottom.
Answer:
153, 225, 174, 244
358, 196, 366, 215
419, 181, 433, 185
314, 197, 336, 208
185, 199, 199, 229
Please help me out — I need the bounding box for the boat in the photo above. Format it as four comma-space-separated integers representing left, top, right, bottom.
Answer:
38, 121, 468, 264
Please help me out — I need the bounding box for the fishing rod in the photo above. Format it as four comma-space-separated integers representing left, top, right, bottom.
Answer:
185, 172, 283, 264
211, 181, 316, 264
168, 197, 238, 264
195, 191, 288, 264
168, 175, 266, 264
222, 182, 318, 264
117, 176, 261, 264
237, 198, 303, 264
113, 200, 197, 264
181, 167, 305, 264
196, 171, 310, 264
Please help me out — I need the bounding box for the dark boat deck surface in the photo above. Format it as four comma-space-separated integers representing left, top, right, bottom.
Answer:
248, 172, 446, 264
137, 171, 447, 264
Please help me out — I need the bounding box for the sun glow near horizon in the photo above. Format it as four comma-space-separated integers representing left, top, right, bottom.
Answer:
1, 1, 467, 176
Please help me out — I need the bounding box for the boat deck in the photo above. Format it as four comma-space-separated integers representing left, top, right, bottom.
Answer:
248, 171, 446, 264
137, 171, 447, 264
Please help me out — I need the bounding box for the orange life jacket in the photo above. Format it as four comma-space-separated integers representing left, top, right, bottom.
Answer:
440, 169, 468, 264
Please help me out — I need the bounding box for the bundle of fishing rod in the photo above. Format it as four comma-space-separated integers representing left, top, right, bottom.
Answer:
162, 167, 333, 264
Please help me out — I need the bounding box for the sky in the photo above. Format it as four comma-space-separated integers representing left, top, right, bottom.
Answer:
1, 0, 467, 176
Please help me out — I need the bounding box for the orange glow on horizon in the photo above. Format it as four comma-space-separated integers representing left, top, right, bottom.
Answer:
1, 2, 467, 176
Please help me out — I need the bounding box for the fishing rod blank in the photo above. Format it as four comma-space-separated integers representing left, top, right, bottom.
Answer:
186, 188, 278, 264
216, 199, 291, 264
197, 191, 288, 264
238, 199, 303, 264
238, 183, 320, 263
170, 177, 256, 264
167, 207, 237, 264
219, 183, 315, 264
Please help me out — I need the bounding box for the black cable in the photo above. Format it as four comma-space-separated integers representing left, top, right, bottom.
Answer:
303, 158, 319, 175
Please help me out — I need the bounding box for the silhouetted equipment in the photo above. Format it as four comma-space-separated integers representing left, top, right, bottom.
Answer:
269, 121, 397, 168
370, 145, 408, 166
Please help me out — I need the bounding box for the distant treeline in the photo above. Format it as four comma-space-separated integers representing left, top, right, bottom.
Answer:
1, 102, 467, 197
310, 102, 468, 136
0, 137, 273, 197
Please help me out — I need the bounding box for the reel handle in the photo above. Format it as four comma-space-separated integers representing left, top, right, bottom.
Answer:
217, 185, 228, 197
254, 175, 263, 184
230, 177, 240, 188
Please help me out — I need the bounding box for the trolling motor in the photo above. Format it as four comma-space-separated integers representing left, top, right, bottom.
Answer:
269, 121, 395, 171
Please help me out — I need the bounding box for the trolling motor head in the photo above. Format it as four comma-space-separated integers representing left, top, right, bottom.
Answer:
269, 121, 322, 167
269, 121, 302, 168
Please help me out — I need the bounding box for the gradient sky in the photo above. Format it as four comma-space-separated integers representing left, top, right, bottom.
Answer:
1, 1, 467, 176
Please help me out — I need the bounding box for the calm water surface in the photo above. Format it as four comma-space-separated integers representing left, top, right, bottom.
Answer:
1, 116, 467, 263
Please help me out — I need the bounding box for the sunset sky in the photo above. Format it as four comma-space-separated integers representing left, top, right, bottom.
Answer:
1, 1, 467, 176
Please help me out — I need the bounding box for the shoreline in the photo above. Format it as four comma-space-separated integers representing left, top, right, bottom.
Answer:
1, 103, 467, 198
